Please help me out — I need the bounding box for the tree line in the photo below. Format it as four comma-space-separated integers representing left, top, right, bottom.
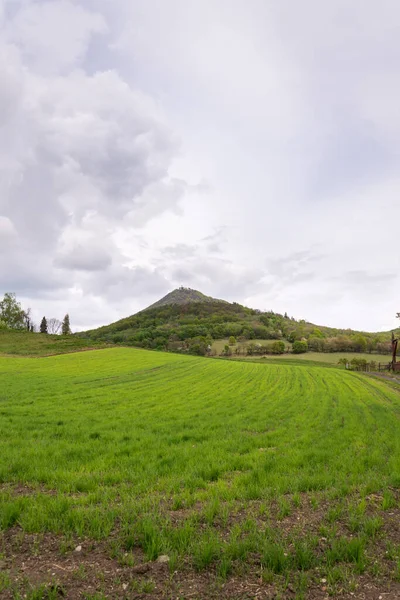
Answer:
40, 315, 71, 335
0, 293, 71, 335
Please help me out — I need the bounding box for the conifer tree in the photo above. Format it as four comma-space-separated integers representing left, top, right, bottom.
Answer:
40, 316, 48, 334
62, 314, 71, 335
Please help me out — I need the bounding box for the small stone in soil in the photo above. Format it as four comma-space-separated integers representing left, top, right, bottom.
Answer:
157, 555, 170, 563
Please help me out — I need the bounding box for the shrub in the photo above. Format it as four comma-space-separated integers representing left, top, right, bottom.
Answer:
271, 341, 285, 355
292, 341, 308, 354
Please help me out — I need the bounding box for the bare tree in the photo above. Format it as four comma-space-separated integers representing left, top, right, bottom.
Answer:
47, 318, 62, 335
24, 308, 32, 331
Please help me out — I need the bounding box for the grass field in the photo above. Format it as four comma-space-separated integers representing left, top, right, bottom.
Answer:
1, 348, 400, 598
212, 339, 391, 366
0, 330, 108, 357
234, 351, 393, 367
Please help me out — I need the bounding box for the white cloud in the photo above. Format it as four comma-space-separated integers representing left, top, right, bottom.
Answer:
5, 0, 107, 73
1, 0, 400, 332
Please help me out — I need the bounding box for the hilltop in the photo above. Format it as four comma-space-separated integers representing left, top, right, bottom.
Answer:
79, 287, 394, 357
146, 286, 226, 309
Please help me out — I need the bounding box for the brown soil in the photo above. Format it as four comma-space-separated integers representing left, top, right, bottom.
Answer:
1, 490, 400, 599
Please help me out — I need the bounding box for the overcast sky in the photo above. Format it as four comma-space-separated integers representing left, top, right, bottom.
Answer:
1, 0, 399, 332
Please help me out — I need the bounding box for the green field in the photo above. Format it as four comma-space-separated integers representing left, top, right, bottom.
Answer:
212, 339, 391, 366
1, 348, 400, 598
234, 351, 393, 366
0, 330, 108, 357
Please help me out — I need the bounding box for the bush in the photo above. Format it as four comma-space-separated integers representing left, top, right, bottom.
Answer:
228, 336, 236, 345
292, 341, 308, 354
221, 344, 232, 357
271, 341, 285, 355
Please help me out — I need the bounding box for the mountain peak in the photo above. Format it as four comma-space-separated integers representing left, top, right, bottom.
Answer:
146, 287, 226, 310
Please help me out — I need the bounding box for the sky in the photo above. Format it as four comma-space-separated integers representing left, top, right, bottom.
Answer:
1, 0, 399, 333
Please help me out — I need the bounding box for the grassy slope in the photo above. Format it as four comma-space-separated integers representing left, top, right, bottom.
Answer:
233, 351, 392, 365
0, 330, 108, 356
2, 348, 399, 494
1, 348, 400, 596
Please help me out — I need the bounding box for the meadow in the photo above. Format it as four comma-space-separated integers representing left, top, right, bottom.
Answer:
233, 351, 393, 368
1, 347, 400, 598
212, 338, 392, 367
0, 330, 108, 357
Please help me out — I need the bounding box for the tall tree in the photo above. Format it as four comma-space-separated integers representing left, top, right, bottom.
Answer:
40, 317, 48, 334
47, 318, 62, 335
62, 314, 71, 335
24, 308, 34, 332
0, 293, 26, 329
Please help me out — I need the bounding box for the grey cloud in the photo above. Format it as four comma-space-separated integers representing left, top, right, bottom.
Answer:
162, 244, 198, 259
0, 0, 192, 314
88, 265, 170, 303
266, 250, 324, 282
0, 216, 17, 247
170, 256, 265, 303
201, 227, 227, 243
54, 244, 113, 272
2, 0, 400, 332
206, 242, 222, 253
310, 119, 394, 201
339, 270, 397, 289
5, 0, 107, 74
129, 178, 189, 227
0, 252, 66, 296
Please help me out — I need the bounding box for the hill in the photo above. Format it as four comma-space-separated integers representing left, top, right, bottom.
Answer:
1, 347, 400, 598
79, 287, 394, 357
146, 286, 226, 309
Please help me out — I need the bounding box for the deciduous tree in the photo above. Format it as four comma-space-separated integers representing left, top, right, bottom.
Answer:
0, 293, 26, 330
47, 318, 62, 335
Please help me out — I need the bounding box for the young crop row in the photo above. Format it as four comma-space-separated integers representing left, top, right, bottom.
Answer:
0, 348, 399, 597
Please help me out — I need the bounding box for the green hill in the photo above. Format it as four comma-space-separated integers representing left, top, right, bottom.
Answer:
79, 287, 394, 358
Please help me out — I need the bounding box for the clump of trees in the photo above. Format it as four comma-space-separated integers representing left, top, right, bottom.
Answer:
243, 341, 287, 356
40, 315, 70, 335
338, 357, 380, 372
0, 293, 30, 330
0, 292, 71, 335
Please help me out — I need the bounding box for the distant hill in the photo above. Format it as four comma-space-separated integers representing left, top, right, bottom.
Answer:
146, 287, 226, 310
78, 287, 394, 357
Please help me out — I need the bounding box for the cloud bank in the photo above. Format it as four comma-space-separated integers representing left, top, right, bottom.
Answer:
1, 0, 399, 331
